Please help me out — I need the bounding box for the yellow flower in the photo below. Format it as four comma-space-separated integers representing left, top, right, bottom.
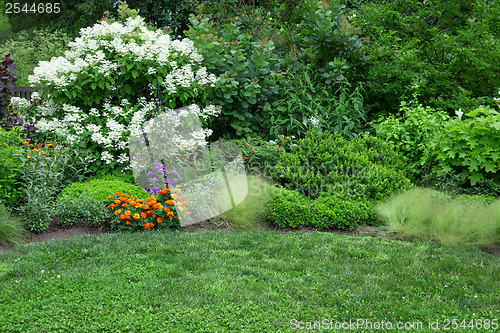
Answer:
133, 213, 141, 220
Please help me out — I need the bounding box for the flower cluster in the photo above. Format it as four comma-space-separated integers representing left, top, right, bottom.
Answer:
27, 15, 221, 174
20, 138, 69, 160
29, 17, 218, 90
107, 187, 189, 231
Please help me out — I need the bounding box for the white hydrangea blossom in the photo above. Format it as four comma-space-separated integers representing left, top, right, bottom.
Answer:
10, 97, 31, 110
29, 15, 221, 171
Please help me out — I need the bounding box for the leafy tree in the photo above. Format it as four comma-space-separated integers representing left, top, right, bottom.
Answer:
351, 0, 500, 116
3, 0, 116, 37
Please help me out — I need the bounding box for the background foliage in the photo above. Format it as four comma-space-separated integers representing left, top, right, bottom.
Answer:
351, 0, 500, 116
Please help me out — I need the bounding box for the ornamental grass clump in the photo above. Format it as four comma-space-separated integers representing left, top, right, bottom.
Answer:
107, 187, 190, 231
27, 15, 221, 174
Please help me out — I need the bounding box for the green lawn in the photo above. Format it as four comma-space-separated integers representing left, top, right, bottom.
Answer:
0, 230, 498, 332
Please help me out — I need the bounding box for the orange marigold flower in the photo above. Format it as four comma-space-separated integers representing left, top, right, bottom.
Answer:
276, 146, 280, 149
158, 189, 167, 195
186, 211, 191, 215
114, 199, 120, 204
178, 217, 182, 220
243, 157, 247, 160
119, 214, 126, 220
29, 144, 33, 147
169, 216, 173, 220
108, 195, 113, 199
175, 189, 181, 193
119, 197, 127, 202
144, 223, 150, 229
136, 199, 143, 203
21, 142, 28, 145
46, 144, 52, 147
142, 205, 150, 210
165, 188, 171, 193
146, 210, 153, 216
141, 212, 147, 218
133, 213, 140, 220
114, 209, 122, 215
163, 207, 170, 213
181, 201, 188, 206
109, 203, 117, 208
122, 203, 128, 207
181, 195, 187, 200
125, 221, 131, 225
124, 210, 131, 215
34, 148, 40, 153
124, 215, 131, 220
153, 214, 157, 218
26, 139, 31, 142
115, 192, 120, 196
171, 194, 179, 200
157, 217, 163, 223
165, 200, 173, 205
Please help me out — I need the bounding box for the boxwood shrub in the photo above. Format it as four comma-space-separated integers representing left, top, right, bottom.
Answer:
272, 128, 413, 201
57, 178, 148, 203
266, 187, 372, 230
266, 187, 310, 229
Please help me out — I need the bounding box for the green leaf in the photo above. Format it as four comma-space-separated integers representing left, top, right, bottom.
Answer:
469, 172, 483, 185
124, 84, 132, 95
483, 162, 497, 173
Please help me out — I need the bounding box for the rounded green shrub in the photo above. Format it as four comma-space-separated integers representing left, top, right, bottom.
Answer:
266, 187, 309, 229
57, 178, 148, 203
272, 128, 413, 202
310, 195, 370, 230
266, 186, 374, 230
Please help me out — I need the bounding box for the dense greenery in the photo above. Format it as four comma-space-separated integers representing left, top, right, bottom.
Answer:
374, 99, 450, 180
0, 0, 497, 248
0, 28, 71, 86
0, 128, 23, 206
428, 105, 500, 191
272, 128, 412, 201
0, 231, 498, 331
351, 0, 500, 116
186, 13, 286, 139
267, 187, 371, 230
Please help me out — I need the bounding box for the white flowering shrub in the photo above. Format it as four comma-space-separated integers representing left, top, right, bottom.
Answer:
28, 16, 220, 174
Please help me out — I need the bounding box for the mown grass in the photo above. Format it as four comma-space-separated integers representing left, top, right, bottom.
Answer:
0, 230, 498, 332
